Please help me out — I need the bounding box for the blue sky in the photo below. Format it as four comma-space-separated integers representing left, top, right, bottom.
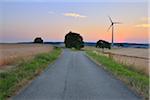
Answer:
0, 0, 149, 43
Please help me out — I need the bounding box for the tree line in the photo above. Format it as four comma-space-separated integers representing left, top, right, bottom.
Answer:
33, 31, 111, 50
64, 31, 111, 50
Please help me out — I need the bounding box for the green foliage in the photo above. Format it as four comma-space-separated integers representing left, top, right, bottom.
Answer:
86, 51, 149, 99
64, 31, 84, 50
96, 40, 111, 49
0, 48, 61, 100
34, 37, 43, 43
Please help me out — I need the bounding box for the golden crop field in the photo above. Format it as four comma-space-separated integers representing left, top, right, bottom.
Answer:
0, 44, 53, 68
84, 46, 149, 75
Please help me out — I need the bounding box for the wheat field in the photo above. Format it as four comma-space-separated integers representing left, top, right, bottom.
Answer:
84, 46, 149, 75
0, 44, 53, 68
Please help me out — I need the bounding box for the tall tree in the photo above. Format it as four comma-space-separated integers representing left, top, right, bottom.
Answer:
64, 31, 84, 50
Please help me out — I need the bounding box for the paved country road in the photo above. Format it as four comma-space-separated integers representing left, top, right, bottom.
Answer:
13, 49, 141, 100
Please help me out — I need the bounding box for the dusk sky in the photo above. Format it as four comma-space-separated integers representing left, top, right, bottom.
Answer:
0, 0, 149, 43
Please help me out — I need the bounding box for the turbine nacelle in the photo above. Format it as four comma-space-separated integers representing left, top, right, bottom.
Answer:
108, 16, 122, 31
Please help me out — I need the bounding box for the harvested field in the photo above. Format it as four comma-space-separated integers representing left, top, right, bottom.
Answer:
0, 44, 53, 68
104, 48, 149, 58
84, 46, 149, 58
84, 46, 149, 75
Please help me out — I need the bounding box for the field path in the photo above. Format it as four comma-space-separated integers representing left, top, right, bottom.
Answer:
13, 49, 141, 100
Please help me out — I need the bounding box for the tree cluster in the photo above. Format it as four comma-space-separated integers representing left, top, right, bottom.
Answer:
64, 31, 84, 50
96, 40, 111, 49
34, 37, 43, 43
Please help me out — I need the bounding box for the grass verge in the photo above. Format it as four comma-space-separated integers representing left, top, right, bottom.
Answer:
0, 47, 62, 100
86, 50, 149, 100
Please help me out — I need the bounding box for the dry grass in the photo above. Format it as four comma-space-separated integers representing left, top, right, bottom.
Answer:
108, 53, 149, 75
84, 46, 149, 75
0, 44, 53, 68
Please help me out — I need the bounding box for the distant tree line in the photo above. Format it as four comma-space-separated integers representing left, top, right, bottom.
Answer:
33, 31, 112, 50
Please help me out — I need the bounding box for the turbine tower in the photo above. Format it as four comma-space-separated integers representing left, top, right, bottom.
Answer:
108, 16, 121, 47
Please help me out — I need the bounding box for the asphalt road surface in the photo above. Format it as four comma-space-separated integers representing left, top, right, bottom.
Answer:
13, 49, 141, 100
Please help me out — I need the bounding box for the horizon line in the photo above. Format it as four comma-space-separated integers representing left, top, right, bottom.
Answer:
0, 41, 149, 44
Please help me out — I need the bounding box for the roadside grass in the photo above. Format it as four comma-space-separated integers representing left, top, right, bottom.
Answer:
86, 50, 149, 100
0, 48, 62, 100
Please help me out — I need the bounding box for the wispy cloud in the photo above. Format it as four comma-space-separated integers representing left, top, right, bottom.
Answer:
141, 17, 150, 21
134, 17, 150, 28
135, 24, 150, 28
63, 13, 87, 18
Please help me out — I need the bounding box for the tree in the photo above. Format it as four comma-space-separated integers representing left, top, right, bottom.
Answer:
34, 37, 43, 43
96, 40, 111, 50
64, 31, 84, 50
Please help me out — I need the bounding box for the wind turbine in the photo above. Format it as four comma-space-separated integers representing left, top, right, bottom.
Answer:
108, 16, 121, 47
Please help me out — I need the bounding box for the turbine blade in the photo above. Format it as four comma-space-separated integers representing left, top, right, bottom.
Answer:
114, 22, 122, 24
107, 25, 112, 31
108, 16, 113, 23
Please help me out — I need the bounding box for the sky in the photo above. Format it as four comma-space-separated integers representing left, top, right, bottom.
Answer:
0, 0, 149, 43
